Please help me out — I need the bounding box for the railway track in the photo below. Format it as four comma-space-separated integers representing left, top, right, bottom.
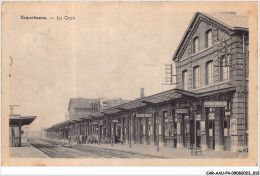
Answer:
28, 138, 164, 158
28, 138, 77, 158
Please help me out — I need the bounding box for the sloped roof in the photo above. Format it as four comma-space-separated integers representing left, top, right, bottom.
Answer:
202, 12, 248, 30
172, 12, 248, 61
68, 98, 131, 111
68, 98, 98, 110
102, 99, 131, 110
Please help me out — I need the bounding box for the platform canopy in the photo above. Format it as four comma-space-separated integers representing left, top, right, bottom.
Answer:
44, 88, 199, 131
9, 115, 36, 126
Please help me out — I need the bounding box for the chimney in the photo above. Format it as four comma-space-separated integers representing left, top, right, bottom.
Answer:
140, 88, 145, 98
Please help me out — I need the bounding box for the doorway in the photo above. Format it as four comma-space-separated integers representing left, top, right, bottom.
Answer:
223, 118, 231, 151
196, 121, 201, 147
208, 120, 215, 150
184, 122, 190, 148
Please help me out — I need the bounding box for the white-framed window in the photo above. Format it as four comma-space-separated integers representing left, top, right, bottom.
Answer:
220, 55, 230, 81
193, 37, 199, 54
206, 61, 213, 85
205, 30, 212, 48
193, 66, 200, 88
182, 70, 188, 90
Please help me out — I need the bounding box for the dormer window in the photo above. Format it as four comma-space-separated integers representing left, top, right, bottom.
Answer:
205, 30, 212, 48
193, 37, 199, 54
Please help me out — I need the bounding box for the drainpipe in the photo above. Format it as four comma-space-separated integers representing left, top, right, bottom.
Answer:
242, 34, 247, 149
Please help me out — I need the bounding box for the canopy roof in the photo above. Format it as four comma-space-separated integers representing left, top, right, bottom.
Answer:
45, 87, 236, 131
9, 115, 36, 126
45, 88, 197, 131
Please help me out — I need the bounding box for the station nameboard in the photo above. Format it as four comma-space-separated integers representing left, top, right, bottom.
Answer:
175, 109, 188, 114
136, 114, 152, 118
204, 101, 227, 107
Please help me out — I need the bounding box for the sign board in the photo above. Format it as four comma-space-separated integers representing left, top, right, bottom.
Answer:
112, 119, 118, 123
200, 121, 205, 135
92, 122, 99, 125
195, 115, 201, 120
175, 109, 188, 114
230, 119, 237, 135
184, 115, 189, 121
99, 120, 103, 125
136, 114, 152, 118
225, 111, 231, 116
208, 113, 215, 120
204, 101, 227, 107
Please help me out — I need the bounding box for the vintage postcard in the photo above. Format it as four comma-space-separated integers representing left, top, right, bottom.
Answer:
1, 1, 258, 166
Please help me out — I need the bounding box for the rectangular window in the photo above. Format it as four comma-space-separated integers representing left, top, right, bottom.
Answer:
193, 37, 199, 53
205, 30, 212, 48
193, 66, 200, 88
182, 70, 188, 90
206, 61, 213, 85
220, 55, 230, 81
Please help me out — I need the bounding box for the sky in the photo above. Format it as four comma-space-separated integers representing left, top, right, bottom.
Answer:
4, 2, 249, 131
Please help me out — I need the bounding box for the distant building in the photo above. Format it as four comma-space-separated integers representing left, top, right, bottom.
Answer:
68, 97, 131, 120
68, 98, 99, 120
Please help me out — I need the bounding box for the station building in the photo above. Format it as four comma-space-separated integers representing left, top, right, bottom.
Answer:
45, 12, 248, 152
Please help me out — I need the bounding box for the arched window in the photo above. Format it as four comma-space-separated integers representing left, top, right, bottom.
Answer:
182, 70, 188, 90
206, 60, 213, 85
205, 30, 212, 48
193, 37, 199, 54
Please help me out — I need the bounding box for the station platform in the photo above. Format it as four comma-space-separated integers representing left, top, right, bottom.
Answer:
81, 143, 247, 159
9, 138, 47, 158
41, 138, 248, 158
